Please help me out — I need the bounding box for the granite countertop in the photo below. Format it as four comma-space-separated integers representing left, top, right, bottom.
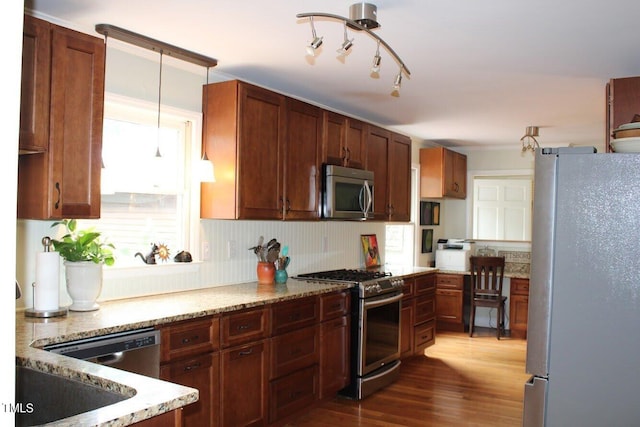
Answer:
16, 279, 352, 427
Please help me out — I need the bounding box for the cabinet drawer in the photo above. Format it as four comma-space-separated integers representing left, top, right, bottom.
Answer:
511, 278, 529, 295
414, 294, 436, 324
437, 273, 464, 289
271, 296, 319, 335
270, 325, 319, 379
414, 319, 435, 351
222, 307, 268, 348
320, 291, 350, 321
160, 317, 218, 362
269, 365, 318, 423
415, 273, 436, 295
401, 280, 415, 300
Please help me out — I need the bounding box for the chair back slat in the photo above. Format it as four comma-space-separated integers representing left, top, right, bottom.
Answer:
470, 256, 505, 297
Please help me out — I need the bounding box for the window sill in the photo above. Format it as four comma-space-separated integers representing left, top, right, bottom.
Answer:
103, 261, 202, 279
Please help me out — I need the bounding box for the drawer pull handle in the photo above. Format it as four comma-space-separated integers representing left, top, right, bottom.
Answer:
239, 348, 254, 356
182, 335, 199, 344
237, 324, 250, 330
184, 362, 202, 372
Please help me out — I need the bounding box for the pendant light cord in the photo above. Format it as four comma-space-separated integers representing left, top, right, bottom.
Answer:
155, 51, 164, 158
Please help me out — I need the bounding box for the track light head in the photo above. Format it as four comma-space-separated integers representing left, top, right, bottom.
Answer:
391, 70, 402, 97
306, 17, 323, 57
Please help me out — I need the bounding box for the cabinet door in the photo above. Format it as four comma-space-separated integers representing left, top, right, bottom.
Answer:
510, 294, 529, 338
237, 83, 286, 219
366, 125, 390, 220
436, 289, 463, 323
19, 15, 50, 153
160, 352, 219, 427
284, 99, 322, 219
345, 118, 366, 169
269, 365, 318, 423
414, 319, 435, 353
388, 133, 411, 221
324, 111, 347, 167
49, 25, 105, 218
400, 300, 415, 359
444, 149, 466, 198
270, 325, 319, 380
221, 340, 269, 427
320, 315, 350, 398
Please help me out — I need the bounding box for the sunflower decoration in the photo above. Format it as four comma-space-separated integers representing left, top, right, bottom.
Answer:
157, 243, 170, 262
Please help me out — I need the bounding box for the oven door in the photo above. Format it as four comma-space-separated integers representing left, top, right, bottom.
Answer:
359, 291, 402, 376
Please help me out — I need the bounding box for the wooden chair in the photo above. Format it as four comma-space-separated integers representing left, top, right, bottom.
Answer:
469, 256, 507, 339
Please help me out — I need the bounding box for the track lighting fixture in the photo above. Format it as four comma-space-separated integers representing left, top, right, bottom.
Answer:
297, 2, 410, 96
371, 40, 382, 77
520, 126, 540, 153
391, 69, 402, 97
336, 22, 354, 57
306, 17, 323, 57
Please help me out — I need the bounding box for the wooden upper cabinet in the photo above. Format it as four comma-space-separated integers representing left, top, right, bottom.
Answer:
200, 80, 320, 220
366, 125, 411, 221
366, 125, 390, 220
17, 15, 105, 219
606, 77, 640, 152
388, 133, 411, 221
284, 99, 322, 219
324, 111, 366, 169
19, 15, 50, 154
420, 147, 467, 199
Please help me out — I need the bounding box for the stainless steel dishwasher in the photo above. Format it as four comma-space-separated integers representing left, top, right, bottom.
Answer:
44, 327, 161, 378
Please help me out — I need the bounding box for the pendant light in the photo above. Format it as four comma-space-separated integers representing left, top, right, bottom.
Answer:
155, 51, 164, 158
199, 67, 215, 182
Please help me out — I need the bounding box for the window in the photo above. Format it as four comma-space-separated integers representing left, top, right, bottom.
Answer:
79, 94, 201, 267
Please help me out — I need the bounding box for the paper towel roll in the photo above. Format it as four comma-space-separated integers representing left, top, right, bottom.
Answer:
34, 251, 60, 311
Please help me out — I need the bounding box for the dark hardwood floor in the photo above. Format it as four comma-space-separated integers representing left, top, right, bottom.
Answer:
287, 331, 529, 426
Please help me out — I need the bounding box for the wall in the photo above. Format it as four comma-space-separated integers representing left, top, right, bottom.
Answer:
15, 46, 388, 308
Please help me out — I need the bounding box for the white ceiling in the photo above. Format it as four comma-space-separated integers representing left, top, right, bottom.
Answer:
26, 0, 640, 149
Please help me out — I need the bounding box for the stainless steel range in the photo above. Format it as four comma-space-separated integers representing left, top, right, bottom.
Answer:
295, 269, 404, 399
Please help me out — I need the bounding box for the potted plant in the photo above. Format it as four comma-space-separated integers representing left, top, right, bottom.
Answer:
51, 219, 115, 311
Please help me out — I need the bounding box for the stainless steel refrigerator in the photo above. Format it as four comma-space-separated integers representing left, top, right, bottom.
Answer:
523, 147, 640, 426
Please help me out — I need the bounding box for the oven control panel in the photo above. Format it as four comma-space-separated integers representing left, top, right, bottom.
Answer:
362, 277, 404, 298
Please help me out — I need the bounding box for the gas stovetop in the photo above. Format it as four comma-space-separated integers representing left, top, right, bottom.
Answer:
295, 269, 404, 298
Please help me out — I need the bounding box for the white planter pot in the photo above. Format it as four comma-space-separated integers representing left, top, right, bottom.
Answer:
64, 261, 103, 311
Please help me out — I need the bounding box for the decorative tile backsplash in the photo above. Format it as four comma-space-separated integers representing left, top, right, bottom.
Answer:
498, 250, 531, 275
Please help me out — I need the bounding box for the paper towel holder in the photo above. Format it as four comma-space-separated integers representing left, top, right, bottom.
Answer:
24, 237, 68, 319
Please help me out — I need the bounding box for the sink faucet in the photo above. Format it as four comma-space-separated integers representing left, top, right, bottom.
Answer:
16, 280, 21, 299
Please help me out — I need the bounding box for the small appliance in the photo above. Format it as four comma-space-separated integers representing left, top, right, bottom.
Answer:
322, 165, 374, 220
435, 239, 475, 271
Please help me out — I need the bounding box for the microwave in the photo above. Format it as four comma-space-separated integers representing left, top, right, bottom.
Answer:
322, 164, 374, 220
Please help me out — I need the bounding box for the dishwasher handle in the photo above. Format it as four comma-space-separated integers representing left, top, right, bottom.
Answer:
96, 352, 125, 366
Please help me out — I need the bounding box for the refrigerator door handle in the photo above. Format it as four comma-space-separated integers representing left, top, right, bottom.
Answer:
523, 375, 547, 427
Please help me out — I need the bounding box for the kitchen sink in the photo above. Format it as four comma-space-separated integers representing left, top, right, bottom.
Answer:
15, 364, 129, 426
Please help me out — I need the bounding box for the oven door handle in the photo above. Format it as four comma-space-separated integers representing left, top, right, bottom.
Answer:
363, 291, 403, 309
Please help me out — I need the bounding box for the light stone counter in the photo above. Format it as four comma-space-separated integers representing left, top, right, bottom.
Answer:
16, 279, 351, 426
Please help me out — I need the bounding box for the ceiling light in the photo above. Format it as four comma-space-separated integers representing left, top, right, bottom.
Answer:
306, 17, 323, 57
391, 69, 402, 97
520, 126, 540, 153
371, 40, 382, 77
297, 2, 410, 96
336, 22, 354, 57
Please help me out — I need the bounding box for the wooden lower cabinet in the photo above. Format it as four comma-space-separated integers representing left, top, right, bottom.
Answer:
159, 317, 219, 427
401, 273, 436, 358
509, 278, 530, 339
269, 365, 319, 423
160, 353, 219, 427
221, 340, 269, 427
435, 274, 465, 332
319, 291, 350, 399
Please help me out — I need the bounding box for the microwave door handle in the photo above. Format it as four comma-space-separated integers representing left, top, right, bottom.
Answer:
363, 180, 372, 216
